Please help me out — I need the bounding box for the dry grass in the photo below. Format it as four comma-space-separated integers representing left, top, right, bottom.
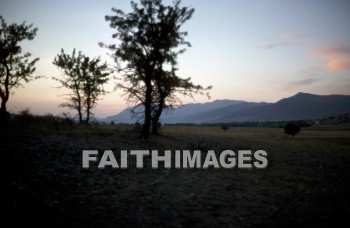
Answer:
2, 122, 350, 227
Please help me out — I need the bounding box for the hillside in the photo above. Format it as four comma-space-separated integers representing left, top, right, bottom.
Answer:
103, 92, 350, 124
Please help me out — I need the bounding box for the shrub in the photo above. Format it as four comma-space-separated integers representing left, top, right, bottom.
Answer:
60, 112, 75, 127
42, 113, 58, 125
221, 125, 229, 132
16, 108, 36, 123
284, 122, 300, 137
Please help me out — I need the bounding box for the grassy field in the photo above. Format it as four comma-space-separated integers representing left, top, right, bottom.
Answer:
1, 120, 350, 227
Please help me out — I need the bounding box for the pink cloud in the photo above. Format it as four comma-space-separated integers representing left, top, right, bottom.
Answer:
301, 66, 323, 77
279, 78, 320, 91
313, 45, 350, 72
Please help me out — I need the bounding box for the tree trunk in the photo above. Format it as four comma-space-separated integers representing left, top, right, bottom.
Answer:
0, 96, 7, 111
85, 101, 91, 124
85, 113, 90, 124
151, 117, 159, 135
85, 90, 92, 124
152, 96, 165, 135
0, 68, 10, 119
78, 106, 83, 124
0, 97, 8, 118
142, 74, 153, 139
76, 88, 83, 124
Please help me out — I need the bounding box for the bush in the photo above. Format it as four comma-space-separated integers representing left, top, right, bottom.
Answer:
60, 112, 75, 127
284, 122, 300, 137
16, 108, 36, 123
0, 110, 10, 122
42, 113, 58, 125
221, 125, 229, 132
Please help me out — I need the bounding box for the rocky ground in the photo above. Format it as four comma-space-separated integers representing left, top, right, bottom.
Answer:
1, 120, 350, 227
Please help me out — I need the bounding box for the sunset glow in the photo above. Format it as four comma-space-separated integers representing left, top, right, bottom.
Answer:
1, 0, 349, 117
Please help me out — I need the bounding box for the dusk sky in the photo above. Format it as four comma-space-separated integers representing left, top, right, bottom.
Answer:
1, 0, 349, 117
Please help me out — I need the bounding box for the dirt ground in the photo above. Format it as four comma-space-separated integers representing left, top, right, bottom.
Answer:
1, 121, 350, 227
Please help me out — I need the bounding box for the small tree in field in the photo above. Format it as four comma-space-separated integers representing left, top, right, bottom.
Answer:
53, 49, 110, 124
0, 16, 40, 119
221, 125, 229, 132
284, 122, 300, 138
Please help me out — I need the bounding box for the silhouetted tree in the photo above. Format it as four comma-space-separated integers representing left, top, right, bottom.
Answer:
101, 0, 210, 138
284, 122, 300, 138
221, 125, 229, 132
53, 49, 110, 124
0, 16, 40, 119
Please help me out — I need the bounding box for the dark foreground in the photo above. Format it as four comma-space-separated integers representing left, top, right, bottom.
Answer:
1, 121, 350, 227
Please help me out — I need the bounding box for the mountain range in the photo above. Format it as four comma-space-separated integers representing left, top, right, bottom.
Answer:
103, 92, 350, 124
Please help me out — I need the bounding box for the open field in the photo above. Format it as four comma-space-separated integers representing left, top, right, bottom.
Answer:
163, 125, 350, 147
1, 121, 350, 227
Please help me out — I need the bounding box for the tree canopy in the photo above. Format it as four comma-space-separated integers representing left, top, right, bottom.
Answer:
0, 15, 40, 119
284, 122, 300, 138
102, 0, 211, 138
53, 49, 110, 124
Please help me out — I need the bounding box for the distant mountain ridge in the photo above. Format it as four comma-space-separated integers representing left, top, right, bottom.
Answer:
103, 92, 350, 124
